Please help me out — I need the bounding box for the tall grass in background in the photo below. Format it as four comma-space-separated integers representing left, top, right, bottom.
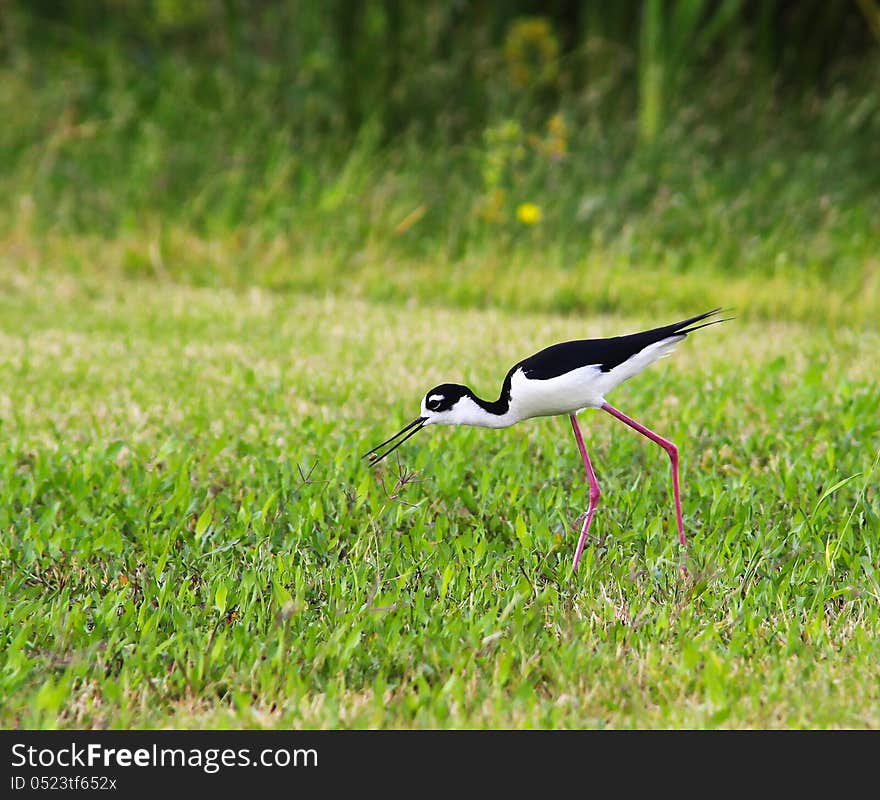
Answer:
0, 1, 878, 322
638, 0, 745, 144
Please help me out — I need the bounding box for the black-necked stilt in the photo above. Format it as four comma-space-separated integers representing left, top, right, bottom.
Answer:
365, 308, 729, 571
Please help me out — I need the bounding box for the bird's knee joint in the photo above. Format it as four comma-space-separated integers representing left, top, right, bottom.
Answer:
589, 487, 601, 505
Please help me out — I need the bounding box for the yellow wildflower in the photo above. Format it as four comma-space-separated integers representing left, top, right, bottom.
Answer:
545, 113, 567, 159
516, 203, 542, 225
476, 189, 507, 224
503, 17, 560, 90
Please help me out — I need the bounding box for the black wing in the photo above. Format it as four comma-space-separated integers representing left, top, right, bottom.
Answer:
516, 308, 725, 380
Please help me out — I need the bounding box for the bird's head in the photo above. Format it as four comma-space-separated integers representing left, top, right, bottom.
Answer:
363, 383, 475, 465
420, 383, 472, 425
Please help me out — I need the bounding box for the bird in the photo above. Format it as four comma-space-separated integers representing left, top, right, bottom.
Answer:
364, 308, 729, 571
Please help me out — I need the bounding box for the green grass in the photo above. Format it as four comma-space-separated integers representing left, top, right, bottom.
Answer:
3, 1, 879, 731
1, 269, 878, 728
3, 34, 879, 330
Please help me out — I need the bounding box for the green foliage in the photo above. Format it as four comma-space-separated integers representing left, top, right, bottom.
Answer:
1, 2, 878, 319
4, 0, 876, 140
0, 274, 878, 728
0, 1, 879, 728
638, 0, 745, 144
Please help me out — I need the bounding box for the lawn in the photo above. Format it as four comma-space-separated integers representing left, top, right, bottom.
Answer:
1, 268, 878, 728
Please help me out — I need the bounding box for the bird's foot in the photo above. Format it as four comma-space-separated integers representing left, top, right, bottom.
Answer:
572, 511, 588, 531
679, 555, 690, 578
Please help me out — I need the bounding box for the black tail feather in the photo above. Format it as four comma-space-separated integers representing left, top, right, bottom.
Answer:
517, 308, 732, 379
668, 307, 721, 333
638, 308, 734, 340
678, 315, 735, 335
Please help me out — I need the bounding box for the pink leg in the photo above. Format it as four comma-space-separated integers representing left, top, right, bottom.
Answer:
601, 403, 687, 553
569, 414, 601, 571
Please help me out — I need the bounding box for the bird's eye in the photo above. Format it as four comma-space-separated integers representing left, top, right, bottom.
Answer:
426, 394, 444, 411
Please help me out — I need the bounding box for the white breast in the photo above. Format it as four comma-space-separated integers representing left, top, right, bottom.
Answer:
508, 365, 605, 421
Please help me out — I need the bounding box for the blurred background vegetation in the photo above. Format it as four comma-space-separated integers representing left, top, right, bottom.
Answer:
1, 0, 878, 320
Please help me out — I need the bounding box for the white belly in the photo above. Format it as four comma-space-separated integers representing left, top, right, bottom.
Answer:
508, 365, 606, 420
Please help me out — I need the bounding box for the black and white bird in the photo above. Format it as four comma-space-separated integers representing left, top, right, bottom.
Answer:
365, 308, 729, 571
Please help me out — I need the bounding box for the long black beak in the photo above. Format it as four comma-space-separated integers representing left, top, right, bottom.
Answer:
363, 416, 427, 465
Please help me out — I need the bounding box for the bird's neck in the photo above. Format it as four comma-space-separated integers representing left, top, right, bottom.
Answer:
470, 392, 509, 417
455, 385, 516, 428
